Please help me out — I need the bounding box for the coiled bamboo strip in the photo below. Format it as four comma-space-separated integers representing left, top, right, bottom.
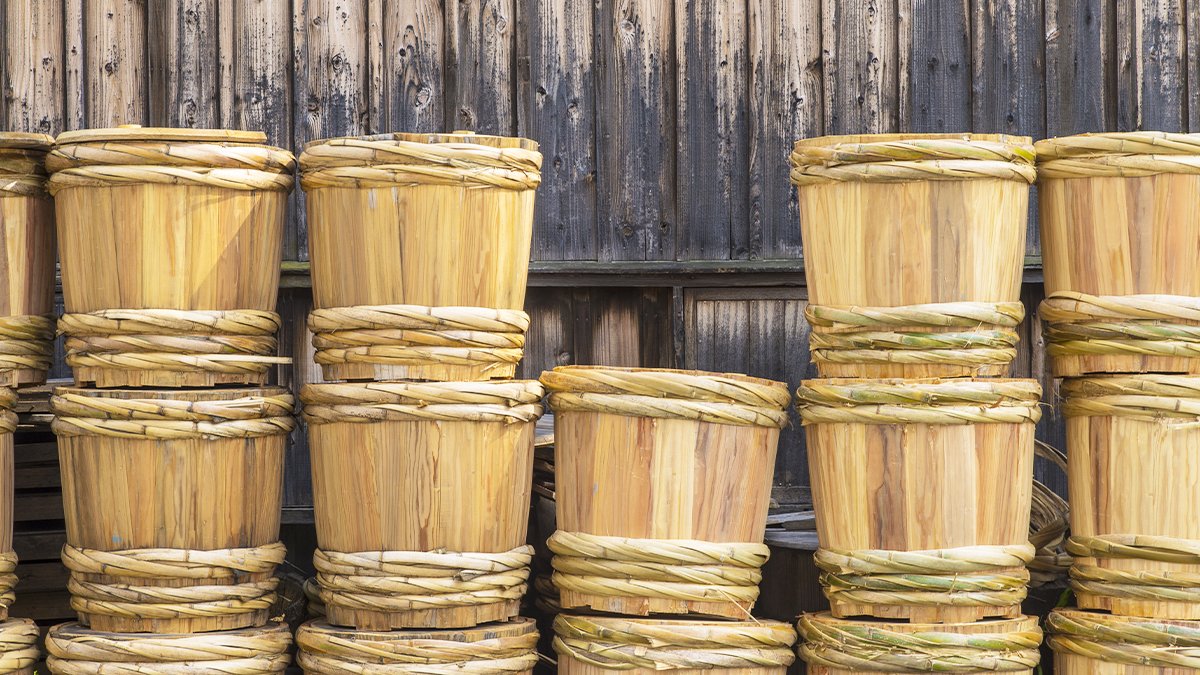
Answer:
1048, 608, 1200, 673
45, 621, 291, 674
0, 618, 39, 675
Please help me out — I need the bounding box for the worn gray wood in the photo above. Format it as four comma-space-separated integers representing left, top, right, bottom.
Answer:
148, 0, 220, 127
1044, 0, 1116, 136
1117, 0, 1187, 131
899, 0, 971, 133
676, 0, 749, 261
373, 0, 444, 132
747, 0, 819, 260
2, 0, 66, 134
445, 0, 516, 134
82, 0, 148, 126
595, 0, 676, 261
822, 0, 900, 134
521, 0, 597, 261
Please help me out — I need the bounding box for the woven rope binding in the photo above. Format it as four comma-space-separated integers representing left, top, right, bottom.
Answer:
796, 379, 1042, 426
1048, 609, 1200, 668
1042, 291, 1200, 360
0, 314, 54, 374
299, 137, 542, 190
555, 614, 796, 670
1036, 132, 1200, 177
296, 620, 539, 674
790, 136, 1036, 185
45, 621, 292, 674
0, 619, 40, 673
313, 545, 533, 613
302, 380, 544, 425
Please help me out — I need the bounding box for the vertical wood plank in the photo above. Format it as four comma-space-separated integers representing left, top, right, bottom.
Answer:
375, 0, 444, 132
1116, 0, 1187, 131
1044, 0, 1117, 135
2, 0, 66, 134
148, 0, 220, 127
1189, 1, 1200, 132
898, 0, 971, 133
518, 287, 574, 379
83, 0, 149, 126
523, 0, 597, 261
821, 0, 899, 134
748, 0, 820, 260
445, 0, 517, 134
64, 0, 87, 130
292, 0, 370, 261
595, 0, 676, 261
676, 0, 749, 261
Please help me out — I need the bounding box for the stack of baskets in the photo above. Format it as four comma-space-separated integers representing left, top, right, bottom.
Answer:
539, 365, 799, 673
1036, 131, 1200, 674
294, 132, 545, 673
42, 126, 296, 673
0, 132, 58, 673
789, 133, 1045, 673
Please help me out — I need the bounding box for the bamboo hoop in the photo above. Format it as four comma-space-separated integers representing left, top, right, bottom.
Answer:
799, 613, 1042, 672
62, 543, 287, 580
555, 614, 796, 670
48, 142, 296, 172
540, 366, 791, 407
301, 380, 544, 406
300, 137, 541, 190
1036, 132, 1200, 177
0, 619, 39, 673
45, 621, 292, 674
790, 136, 1036, 186
67, 577, 278, 619
1047, 608, 1200, 669
49, 166, 293, 193
1066, 534, 1200, 565
313, 545, 532, 612
1041, 292, 1200, 362
0, 134, 52, 199
0, 553, 18, 616
51, 391, 295, 421
295, 618, 539, 674
0, 315, 54, 378
547, 392, 789, 428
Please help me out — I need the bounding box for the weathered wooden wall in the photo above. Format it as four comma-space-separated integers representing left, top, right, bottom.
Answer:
2, 0, 1188, 511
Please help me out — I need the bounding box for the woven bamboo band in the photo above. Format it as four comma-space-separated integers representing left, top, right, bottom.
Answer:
807, 301, 1025, 329
1041, 292, 1200, 357
0, 619, 39, 673
554, 614, 797, 670
0, 314, 54, 373
791, 159, 1037, 185
51, 391, 295, 422
547, 392, 788, 427
799, 614, 1042, 672
52, 414, 295, 439
1070, 564, 1200, 601
62, 542, 286, 580
45, 622, 292, 674
1035, 131, 1200, 177
1039, 155, 1200, 177
0, 552, 17, 611
1047, 609, 1200, 668
314, 345, 524, 370
790, 137, 1036, 185
295, 621, 539, 673
816, 544, 1033, 607
1066, 534, 1200, 565
48, 166, 293, 193
309, 305, 530, 333
796, 377, 1043, 425
302, 380, 544, 425
549, 532, 768, 606
48, 142, 296, 172
1059, 374, 1200, 419
314, 327, 526, 349
0, 145, 50, 197
300, 137, 541, 190
540, 366, 791, 407
68, 577, 278, 619
60, 309, 282, 336
313, 545, 533, 612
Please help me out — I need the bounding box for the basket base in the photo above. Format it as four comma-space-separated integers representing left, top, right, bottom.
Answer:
72, 368, 270, 388
558, 590, 751, 621
77, 609, 271, 634
1076, 591, 1200, 621
320, 362, 517, 383
324, 599, 520, 631
1052, 354, 1200, 377
0, 369, 45, 389
829, 600, 1023, 624
814, 363, 1010, 378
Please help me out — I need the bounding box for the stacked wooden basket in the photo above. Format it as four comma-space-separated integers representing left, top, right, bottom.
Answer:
790, 134, 1046, 673
43, 126, 297, 672
293, 132, 546, 672
0, 132, 57, 674
1036, 132, 1200, 674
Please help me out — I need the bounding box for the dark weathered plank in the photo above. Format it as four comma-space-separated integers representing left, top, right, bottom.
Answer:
148, 0, 220, 127
522, 0, 597, 261
676, 0, 749, 261
1044, 0, 1116, 135
445, 0, 517, 134
595, 0, 676, 261
82, 0, 149, 126
374, 0, 444, 132
222, 0, 292, 146
899, 0, 971, 132
2, 0, 66, 134
518, 287, 575, 379
821, 0, 899, 134
1189, 3, 1200, 132
748, 0, 820, 260
1116, 0, 1187, 131
293, 0, 370, 261
63, 0, 88, 130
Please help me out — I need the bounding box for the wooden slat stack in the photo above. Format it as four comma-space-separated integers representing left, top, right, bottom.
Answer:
541, 366, 799, 674
294, 131, 544, 673
1036, 132, 1200, 674
790, 133, 1045, 674
42, 126, 296, 673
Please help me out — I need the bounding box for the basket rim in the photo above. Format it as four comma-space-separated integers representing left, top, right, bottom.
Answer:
793, 132, 1033, 149
303, 131, 539, 152
55, 126, 274, 146
1035, 130, 1200, 158
545, 365, 787, 390
0, 132, 54, 150
298, 616, 537, 640
52, 385, 291, 401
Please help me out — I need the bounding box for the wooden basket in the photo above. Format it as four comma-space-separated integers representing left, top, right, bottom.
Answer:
1063, 375, 1200, 619
0, 134, 56, 389
800, 612, 1041, 674
791, 133, 1034, 378
0, 619, 38, 675
296, 618, 539, 674
541, 366, 791, 619
796, 378, 1042, 623
554, 614, 796, 674
45, 620, 292, 674
52, 386, 293, 633
1049, 608, 1200, 673
300, 132, 541, 383
48, 126, 294, 388
302, 380, 544, 630
1038, 132, 1200, 376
